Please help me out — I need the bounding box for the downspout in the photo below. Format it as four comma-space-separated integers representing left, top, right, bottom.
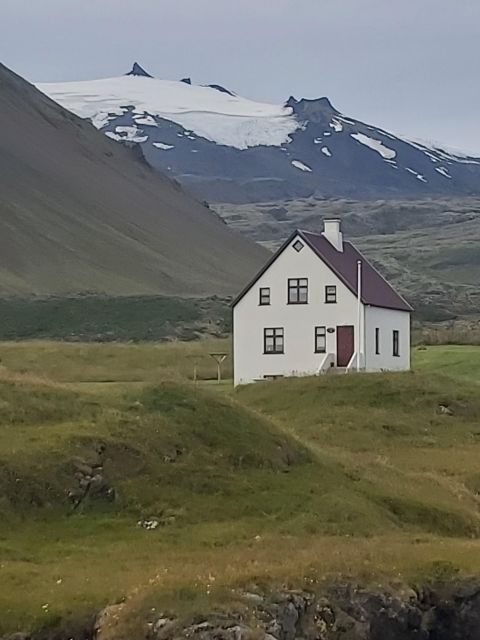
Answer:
357, 260, 362, 372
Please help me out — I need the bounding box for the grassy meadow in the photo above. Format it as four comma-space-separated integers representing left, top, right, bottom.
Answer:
0, 340, 480, 636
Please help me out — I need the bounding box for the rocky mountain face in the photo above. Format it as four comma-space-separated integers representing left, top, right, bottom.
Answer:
0, 62, 266, 296
38, 64, 480, 204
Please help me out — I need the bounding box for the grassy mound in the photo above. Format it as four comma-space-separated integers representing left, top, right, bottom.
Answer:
0, 375, 306, 519
237, 372, 480, 537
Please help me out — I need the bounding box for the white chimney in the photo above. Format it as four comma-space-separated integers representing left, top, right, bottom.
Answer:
322, 218, 343, 251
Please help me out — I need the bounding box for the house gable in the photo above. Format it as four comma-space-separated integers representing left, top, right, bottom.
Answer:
232, 230, 302, 308
233, 229, 412, 313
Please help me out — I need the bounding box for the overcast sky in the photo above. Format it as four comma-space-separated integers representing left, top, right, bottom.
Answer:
2, 0, 479, 153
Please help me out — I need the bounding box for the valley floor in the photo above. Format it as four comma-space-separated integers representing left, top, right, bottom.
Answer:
0, 340, 480, 637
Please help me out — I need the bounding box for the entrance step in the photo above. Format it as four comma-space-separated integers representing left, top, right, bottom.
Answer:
326, 367, 347, 375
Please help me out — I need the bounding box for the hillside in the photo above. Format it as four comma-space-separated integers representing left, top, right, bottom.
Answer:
0, 63, 266, 296
1, 340, 480, 635
37, 63, 480, 204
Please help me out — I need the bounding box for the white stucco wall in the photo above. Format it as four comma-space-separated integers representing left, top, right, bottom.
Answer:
364, 306, 411, 371
233, 235, 361, 385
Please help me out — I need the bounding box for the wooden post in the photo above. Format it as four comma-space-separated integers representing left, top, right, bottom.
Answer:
209, 353, 228, 384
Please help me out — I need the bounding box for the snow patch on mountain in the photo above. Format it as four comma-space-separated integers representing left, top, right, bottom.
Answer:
321, 147, 332, 157
292, 160, 312, 172
114, 125, 148, 143
405, 167, 427, 182
329, 118, 343, 132
435, 166, 452, 179
38, 75, 299, 150
134, 114, 158, 126
409, 139, 480, 165
351, 133, 396, 159
153, 142, 175, 150
105, 131, 122, 141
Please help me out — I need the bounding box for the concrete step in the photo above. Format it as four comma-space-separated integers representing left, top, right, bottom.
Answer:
326, 366, 347, 375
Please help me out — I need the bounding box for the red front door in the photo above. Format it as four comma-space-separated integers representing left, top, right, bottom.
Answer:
336, 325, 354, 367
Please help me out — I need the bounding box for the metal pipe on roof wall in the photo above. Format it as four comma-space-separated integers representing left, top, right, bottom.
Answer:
357, 260, 362, 372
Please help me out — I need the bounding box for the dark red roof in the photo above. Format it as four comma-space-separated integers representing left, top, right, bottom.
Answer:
233, 229, 412, 312
299, 230, 412, 312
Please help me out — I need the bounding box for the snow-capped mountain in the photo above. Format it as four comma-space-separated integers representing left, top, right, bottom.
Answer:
38, 63, 480, 203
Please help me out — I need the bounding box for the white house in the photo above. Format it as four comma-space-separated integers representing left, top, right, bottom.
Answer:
232, 219, 412, 386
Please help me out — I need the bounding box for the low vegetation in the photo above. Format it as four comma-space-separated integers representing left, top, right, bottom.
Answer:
414, 326, 480, 347
1, 340, 480, 636
0, 295, 231, 342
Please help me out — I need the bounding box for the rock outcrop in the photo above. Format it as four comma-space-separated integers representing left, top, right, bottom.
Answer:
7, 580, 480, 640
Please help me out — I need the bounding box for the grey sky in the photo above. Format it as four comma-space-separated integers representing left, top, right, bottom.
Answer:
2, 0, 480, 153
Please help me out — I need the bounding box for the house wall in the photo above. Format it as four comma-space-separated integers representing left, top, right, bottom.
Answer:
364, 306, 411, 371
233, 235, 361, 385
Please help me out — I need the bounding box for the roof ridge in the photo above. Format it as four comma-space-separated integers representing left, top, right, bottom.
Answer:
345, 240, 414, 311
299, 231, 413, 312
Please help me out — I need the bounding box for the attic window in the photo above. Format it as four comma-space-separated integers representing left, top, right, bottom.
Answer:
259, 287, 271, 306
325, 285, 337, 304
293, 240, 304, 252
288, 278, 308, 304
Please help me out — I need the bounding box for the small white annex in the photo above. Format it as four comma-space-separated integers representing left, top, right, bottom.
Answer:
232, 219, 412, 386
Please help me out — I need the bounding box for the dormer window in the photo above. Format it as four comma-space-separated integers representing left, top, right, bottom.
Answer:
259, 287, 270, 305
288, 278, 308, 304
325, 285, 337, 303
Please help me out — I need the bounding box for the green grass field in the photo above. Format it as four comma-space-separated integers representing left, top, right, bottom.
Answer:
1, 341, 480, 637
413, 344, 480, 384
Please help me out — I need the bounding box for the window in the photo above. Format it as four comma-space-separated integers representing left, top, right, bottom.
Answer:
264, 328, 284, 354
315, 326, 326, 353
325, 285, 337, 304
259, 287, 270, 305
288, 278, 308, 304
393, 330, 400, 357
375, 328, 380, 355
293, 240, 304, 252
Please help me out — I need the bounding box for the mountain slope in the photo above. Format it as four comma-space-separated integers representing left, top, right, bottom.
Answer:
0, 63, 266, 296
37, 64, 480, 204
